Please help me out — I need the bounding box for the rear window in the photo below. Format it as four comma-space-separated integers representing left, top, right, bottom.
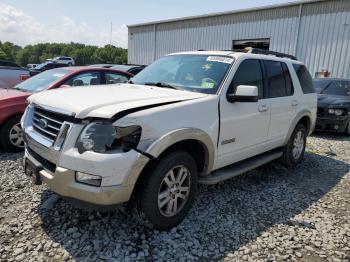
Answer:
293, 64, 315, 94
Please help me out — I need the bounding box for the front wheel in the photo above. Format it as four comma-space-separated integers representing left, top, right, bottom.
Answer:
281, 124, 307, 167
137, 151, 198, 230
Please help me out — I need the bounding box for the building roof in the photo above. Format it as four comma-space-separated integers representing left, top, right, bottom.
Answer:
127, 0, 325, 28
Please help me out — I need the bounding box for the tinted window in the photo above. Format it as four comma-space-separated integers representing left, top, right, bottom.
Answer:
105, 72, 129, 84
263, 60, 287, 98
129, 67, 143, 75
65, 72, 101, 86
282, 63, 294, 96
322, 80, 350, 96
293, 64, 315, 94
0, 61, 20, 68
228, 59, 264, 98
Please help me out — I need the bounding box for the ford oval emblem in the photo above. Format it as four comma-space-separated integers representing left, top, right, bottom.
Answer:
38, 118, 48, 129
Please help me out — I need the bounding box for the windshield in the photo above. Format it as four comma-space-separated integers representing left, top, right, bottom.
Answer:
13, 69, 70, 93
314, 80, 331, 94
315, 80, 350, 96
131, 54, 234, 94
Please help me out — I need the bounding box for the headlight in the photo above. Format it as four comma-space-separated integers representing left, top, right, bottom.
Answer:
328, 108, 345, 116
76, 122, 141, 154
334, 109, 344, 116
75, 172, 102, 187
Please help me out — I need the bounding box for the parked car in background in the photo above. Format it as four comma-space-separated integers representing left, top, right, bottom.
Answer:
21, 49, 317, 230
51, 56, 75, 66
314, 78, 350, 134
89, 64, 146, 75
0, 66, 133, 151
0, 60, 30, 89
29, 61, 67, 76
27, 64, 39, 69
112, 64, 146, 75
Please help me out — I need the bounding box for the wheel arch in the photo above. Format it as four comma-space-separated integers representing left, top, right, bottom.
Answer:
284, 111, 312, 145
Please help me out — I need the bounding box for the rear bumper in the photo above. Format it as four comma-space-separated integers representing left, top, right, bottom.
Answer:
315, 116, 350, 132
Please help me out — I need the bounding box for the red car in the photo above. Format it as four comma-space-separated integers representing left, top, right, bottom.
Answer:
0, 66, 133, 151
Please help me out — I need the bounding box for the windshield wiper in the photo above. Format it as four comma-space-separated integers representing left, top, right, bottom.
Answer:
144, 82, 178, 90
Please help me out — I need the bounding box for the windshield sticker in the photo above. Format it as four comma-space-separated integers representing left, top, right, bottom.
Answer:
201, 81, 215, 89
207, 56, 234, 64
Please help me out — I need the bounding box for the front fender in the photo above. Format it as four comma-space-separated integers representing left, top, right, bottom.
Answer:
139, 128, 215, 175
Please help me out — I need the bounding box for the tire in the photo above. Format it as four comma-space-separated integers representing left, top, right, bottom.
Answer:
0, 116, 24, 152
68, 63, 72, 66
137, 151, 198, 230
281, 124, 307, 167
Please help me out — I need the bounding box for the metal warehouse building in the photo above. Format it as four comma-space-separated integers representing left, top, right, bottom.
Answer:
128, 0, 350, 78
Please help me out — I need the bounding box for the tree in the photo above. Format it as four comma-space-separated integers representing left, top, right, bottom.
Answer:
0, 41, 128, 66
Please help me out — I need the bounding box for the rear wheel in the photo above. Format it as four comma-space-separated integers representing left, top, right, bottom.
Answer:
281, 124, 307, 167
0, 116, 24, 152
137, 151, 197, 230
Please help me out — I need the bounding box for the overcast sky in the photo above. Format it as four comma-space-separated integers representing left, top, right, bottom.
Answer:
0, 0, 293, 48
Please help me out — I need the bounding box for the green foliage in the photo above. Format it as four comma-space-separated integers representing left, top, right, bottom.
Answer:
0, 41, 128, 66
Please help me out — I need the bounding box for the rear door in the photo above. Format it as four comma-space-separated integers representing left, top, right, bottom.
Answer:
262, 60, 296, 143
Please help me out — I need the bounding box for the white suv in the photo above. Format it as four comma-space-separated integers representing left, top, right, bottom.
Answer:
22, 49, 317, 230
51, 56, 75, 66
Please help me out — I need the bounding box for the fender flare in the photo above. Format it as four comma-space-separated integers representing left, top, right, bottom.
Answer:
284, 110, 313, 145
141, 128, 215, 175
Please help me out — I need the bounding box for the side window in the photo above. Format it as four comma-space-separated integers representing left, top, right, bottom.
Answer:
263, 60, 289, 98
229, 59, 264, 99
293, 64, 315, 94
66, 72, 101, 86
281, 63, 294, 96
105, 72, 129, 84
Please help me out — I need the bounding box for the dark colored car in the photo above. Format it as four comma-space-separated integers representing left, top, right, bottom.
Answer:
90, 64, 146, 75
0, 67, 133, 151
314, 78, 350, 134
29, 61, 67, 76
111, 64, 146, 75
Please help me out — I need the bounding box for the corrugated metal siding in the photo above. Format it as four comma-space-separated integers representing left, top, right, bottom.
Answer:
128, 0, 350, 78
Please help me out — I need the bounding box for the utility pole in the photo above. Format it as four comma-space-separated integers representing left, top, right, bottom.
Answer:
110, 22, 113, 46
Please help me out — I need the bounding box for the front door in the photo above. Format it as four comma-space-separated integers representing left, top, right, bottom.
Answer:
217, 59, 270, 168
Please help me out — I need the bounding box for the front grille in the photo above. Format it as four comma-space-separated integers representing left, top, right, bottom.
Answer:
32, 107, 67, 141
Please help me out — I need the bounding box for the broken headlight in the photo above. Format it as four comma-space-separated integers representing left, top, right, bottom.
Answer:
76, 122, 141, 154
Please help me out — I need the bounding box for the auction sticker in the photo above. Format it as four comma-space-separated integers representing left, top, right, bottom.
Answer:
207, 56, 234, 64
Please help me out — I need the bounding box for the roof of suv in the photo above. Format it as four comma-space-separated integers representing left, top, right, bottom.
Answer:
169, 50, 301, 63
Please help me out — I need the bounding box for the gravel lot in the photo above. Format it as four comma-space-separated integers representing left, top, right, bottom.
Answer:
0, 133, 349, 262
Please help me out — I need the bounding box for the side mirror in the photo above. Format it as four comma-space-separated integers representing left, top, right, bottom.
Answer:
227, 85, 259, 103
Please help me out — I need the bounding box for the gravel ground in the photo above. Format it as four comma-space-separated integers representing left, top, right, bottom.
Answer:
0, 133, 349, 262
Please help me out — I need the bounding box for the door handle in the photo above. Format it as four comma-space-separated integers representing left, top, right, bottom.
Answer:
291, 100, 299, 106
258, 104, 269, 112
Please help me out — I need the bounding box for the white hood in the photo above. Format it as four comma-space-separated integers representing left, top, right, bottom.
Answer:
28, 84, 207, 119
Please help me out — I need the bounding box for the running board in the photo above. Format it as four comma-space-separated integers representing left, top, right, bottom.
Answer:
198, 150, 283, 185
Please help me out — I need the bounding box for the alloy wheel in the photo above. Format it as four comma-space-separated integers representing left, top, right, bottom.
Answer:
158, 165, 191, 217
9, 123, 24, 148
292, 130, 304, 160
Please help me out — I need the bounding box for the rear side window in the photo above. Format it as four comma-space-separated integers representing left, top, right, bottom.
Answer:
263, 60, 293, 98
229, 59, 264, 99
293, 64, 315, 94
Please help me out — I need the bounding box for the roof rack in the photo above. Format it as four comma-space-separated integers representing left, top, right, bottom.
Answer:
220, 47, 297, 60
244, 47, 297, 60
